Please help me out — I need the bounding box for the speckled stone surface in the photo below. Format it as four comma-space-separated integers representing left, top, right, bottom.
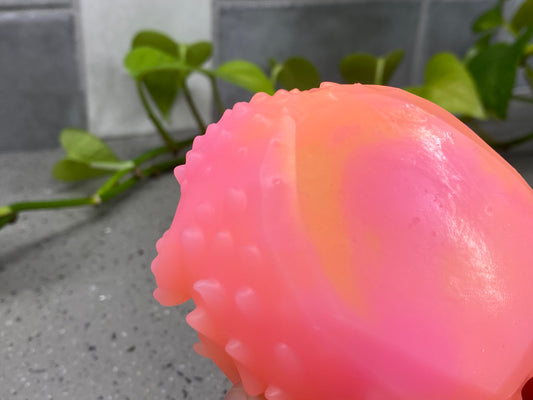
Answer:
0, 136, 230, 400
0, 136, 532, 399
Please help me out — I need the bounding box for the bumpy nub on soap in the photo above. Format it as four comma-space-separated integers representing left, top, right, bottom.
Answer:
152, 83, 533, 400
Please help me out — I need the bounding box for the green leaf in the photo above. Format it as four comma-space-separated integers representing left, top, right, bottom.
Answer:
467, 27, 533, 118
215, 60, 274, 94
52, 159, 112, 182
472, 1, 503, 33
511, 0, 533, 35
55, 129, 131, 181
132, 30, 179, 57
340, 50, 404, 85
408, 52, 486, 119
124, 47, 190, 80
131, 34, 187, 118
467, 44, 513, 118
276, 57, 320, 90
340, 53, 377, 84
186, 41, 212, 67
60, 128, 120, 163
141, 71, 183, 119
382, 49, 404, 85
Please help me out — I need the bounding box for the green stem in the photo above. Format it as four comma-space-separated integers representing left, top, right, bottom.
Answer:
209, 75, 225, 116
182, 81, 207, 133
97, 136, 196, 198
142, 157, 185, 176
96, 168, 132, 197
7, 197, 98, 213
0, 147, 188, 230
137, 80, 178, 150
269, 62, 283, 89
0, 197, 97, 228
375, 58, 385, 85
133, 145, 174, 165
97, 145, 173, 196
99, 157, 184, 202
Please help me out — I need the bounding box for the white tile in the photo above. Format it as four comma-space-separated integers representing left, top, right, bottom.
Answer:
79, 0, 212, 138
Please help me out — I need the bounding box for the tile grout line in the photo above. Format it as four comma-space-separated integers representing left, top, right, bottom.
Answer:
0, 3, 71, 11
211, 0, 220, 66
71, 0, 89, 130
411, 0, 430, 84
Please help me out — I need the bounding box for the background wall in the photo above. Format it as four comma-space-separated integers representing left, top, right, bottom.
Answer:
214, 0, 489, 105
0, 0, 85, 151
0, 0, 530, 151
0, 0, 211, 151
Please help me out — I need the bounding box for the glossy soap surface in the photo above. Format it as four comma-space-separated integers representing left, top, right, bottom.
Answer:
152, 83, 533, 400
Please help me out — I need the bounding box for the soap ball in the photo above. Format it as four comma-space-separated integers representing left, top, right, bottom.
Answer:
152, 83, 533, 400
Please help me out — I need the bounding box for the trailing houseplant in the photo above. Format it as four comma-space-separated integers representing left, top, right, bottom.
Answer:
1, 0, 532, 231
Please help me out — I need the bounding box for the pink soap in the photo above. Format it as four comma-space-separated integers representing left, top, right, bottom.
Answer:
152, 83, 533, 400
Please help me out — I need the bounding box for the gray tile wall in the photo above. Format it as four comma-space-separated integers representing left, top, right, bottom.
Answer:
0, 0, 532, 151
213, 0, 533, 150
0, 1, 85, 152
213, 0, 498, 104
214, 1, 421, 105
420, 0, 493, 77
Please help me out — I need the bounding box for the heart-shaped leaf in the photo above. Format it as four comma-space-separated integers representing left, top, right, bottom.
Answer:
472, 1, 503, 33
52, 159, 112, 182
186, 41, 212, 67
124, 47, 190, 80
142, 71, 183, 119
54, 130, 134, 181
467, 27, 533, 118
132, 31, 185, 119
132, 30, 179, 57
408, 52, 486, 119
130, 33, 184, 118
511, 0, 533, 35
215, 60, 274, 94
277, 57, 320, 90
60, 128, 120, 163
340, 53, 377, 84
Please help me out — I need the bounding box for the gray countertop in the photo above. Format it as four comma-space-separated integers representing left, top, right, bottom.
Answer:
0, 136, 532, 400
0, 136, 230, 400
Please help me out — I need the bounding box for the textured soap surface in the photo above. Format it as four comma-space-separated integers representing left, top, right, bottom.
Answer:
152, 83, 533, 400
